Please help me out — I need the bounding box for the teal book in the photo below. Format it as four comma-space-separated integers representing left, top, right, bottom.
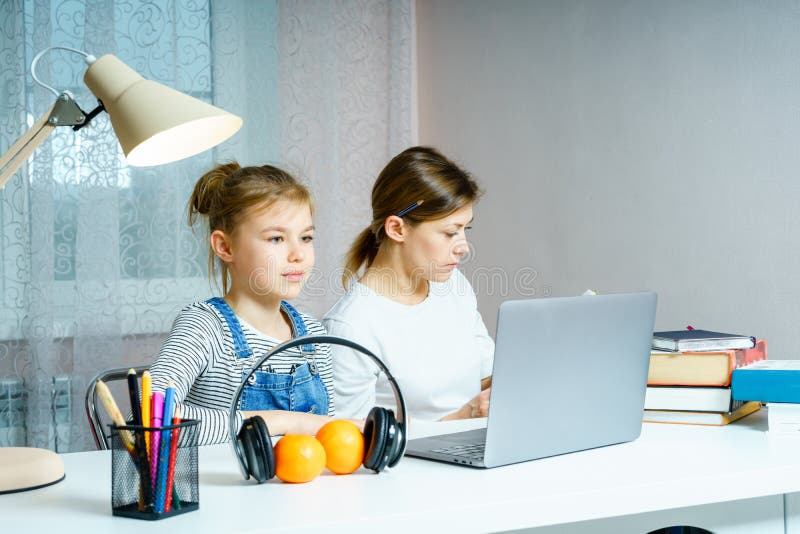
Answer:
731, 360, 800, 403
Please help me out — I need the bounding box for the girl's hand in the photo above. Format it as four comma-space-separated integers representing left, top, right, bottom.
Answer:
440, 388, 491, 421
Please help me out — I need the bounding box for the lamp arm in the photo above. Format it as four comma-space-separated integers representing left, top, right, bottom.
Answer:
0, 103, 56, 189
0, 93, 92, 189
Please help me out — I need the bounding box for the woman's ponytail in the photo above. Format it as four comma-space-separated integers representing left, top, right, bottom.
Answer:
342, 227, 379, 288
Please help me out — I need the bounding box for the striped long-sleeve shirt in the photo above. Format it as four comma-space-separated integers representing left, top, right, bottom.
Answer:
150, 301, 334, 445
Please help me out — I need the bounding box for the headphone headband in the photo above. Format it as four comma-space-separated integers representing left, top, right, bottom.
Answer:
229, 335, 407, 479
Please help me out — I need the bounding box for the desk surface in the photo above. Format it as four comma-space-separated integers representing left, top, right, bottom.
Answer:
2, 410, 799, 533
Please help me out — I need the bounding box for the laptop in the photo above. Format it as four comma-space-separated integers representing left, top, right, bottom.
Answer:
404, 291, 657, 468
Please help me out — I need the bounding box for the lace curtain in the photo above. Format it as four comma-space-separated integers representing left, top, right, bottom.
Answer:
0, 0, 412, 453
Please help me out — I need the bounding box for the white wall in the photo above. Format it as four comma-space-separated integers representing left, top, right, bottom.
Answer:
417, 0, 800, 358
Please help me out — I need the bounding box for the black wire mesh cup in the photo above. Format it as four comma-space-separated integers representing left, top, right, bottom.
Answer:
109, 419, 199, 520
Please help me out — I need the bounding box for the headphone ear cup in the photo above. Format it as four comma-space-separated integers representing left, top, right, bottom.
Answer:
237, 416, 275, 483
383, 410, 405, 468
236, 421, 255, 479
253, 416, 276, 481
362, 407, 390, 472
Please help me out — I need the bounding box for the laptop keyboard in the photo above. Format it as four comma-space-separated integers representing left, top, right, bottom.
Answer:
431, 443, 485, 459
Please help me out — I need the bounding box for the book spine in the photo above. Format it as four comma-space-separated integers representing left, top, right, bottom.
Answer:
734, 339, 768, 371
644, 386, 733, 412
647, 340, 767, 387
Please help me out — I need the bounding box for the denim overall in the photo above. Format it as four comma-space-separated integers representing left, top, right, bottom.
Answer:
207, 298, 329, 415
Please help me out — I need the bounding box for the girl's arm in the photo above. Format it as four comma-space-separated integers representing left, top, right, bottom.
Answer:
242, 411, 364, 435
151, 307, 243, 445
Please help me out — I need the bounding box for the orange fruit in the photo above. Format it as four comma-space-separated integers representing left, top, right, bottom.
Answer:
273, 434, 326, 483
315, 419, 365, 475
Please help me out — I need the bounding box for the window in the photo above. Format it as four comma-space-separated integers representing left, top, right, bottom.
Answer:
0, 0, 219, 340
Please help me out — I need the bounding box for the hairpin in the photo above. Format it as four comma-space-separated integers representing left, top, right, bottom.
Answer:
396, 200, 424, 218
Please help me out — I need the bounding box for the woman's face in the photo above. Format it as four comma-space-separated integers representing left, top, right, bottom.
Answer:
403, 203, 473, 283
226, 200, 315, 300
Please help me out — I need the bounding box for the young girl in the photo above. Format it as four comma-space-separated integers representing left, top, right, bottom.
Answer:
151, 163, 336, 445
324, 146, 494, 421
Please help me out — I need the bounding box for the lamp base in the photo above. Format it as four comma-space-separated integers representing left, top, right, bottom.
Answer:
0, 447, 65, 494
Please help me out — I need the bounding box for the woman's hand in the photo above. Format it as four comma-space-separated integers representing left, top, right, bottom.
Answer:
439, 388, 491, 421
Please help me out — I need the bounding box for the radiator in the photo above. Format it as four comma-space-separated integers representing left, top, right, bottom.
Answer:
0, 377, 25, 446
0, 375, 72, 449
51, 375, 71, 452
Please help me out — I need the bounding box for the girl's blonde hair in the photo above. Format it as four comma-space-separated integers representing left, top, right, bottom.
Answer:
188, 162, 312, 294
342, 146, 481, 288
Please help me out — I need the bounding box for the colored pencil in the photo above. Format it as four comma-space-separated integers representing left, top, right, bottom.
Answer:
95, 380, 134, 454
127, 369, 152, 510
141, 370, 151, 457
164, 405, 181, 512
154, 382, 176, 513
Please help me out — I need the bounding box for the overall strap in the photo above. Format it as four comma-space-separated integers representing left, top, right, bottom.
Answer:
206, 297, 253, 358
280, 301, 316, 355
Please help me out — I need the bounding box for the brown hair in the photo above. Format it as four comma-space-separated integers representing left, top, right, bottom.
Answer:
188, 162, 312, 294
342, 146, 481, 288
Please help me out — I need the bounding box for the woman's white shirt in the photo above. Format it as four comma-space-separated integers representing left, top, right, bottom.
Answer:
323, 269, 494, 421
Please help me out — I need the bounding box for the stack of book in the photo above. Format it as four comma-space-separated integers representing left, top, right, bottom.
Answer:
732, 360, 800, 435
643, 329, 766, 425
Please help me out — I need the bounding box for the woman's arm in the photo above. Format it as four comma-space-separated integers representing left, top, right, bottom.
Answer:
323, 318, 381, 418
439, 388, 491, 421
481, 376, 492, 390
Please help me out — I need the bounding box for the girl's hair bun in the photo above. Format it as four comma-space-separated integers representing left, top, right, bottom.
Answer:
188, 161, 242, 225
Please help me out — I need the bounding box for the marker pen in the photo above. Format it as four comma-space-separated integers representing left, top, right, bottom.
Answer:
150, 391, 164, 488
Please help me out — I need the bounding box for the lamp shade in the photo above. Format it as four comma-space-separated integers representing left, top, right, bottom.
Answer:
83, 54, 242, 167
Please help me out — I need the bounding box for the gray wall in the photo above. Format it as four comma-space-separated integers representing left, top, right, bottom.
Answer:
417, 0, 800, 358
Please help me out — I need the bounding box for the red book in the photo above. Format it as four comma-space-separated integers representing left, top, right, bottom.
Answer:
648, 339, 767, 386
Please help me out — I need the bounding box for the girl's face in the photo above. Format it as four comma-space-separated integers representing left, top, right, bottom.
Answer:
227, 200, 315, 301
403, 203, 473, 283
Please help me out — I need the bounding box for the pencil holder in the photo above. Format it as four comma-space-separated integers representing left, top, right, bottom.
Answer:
109, 419, 199, 520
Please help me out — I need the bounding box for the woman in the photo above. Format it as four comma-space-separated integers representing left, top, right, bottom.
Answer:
324, 146, 494, 421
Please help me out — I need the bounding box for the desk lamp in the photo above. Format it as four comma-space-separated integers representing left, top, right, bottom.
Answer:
0, 46, 243, 186
0, 46, 242, 494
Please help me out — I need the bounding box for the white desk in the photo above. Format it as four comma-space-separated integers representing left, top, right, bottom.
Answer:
2, 410, 800, 533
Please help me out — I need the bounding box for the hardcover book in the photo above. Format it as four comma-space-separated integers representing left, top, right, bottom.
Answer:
644, 386, 739, 413
648, 339, 767, 386
652, 330, 756, 352
767, 403, 800, 434
643, 401, 761, 426
732, 360, 800, 403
